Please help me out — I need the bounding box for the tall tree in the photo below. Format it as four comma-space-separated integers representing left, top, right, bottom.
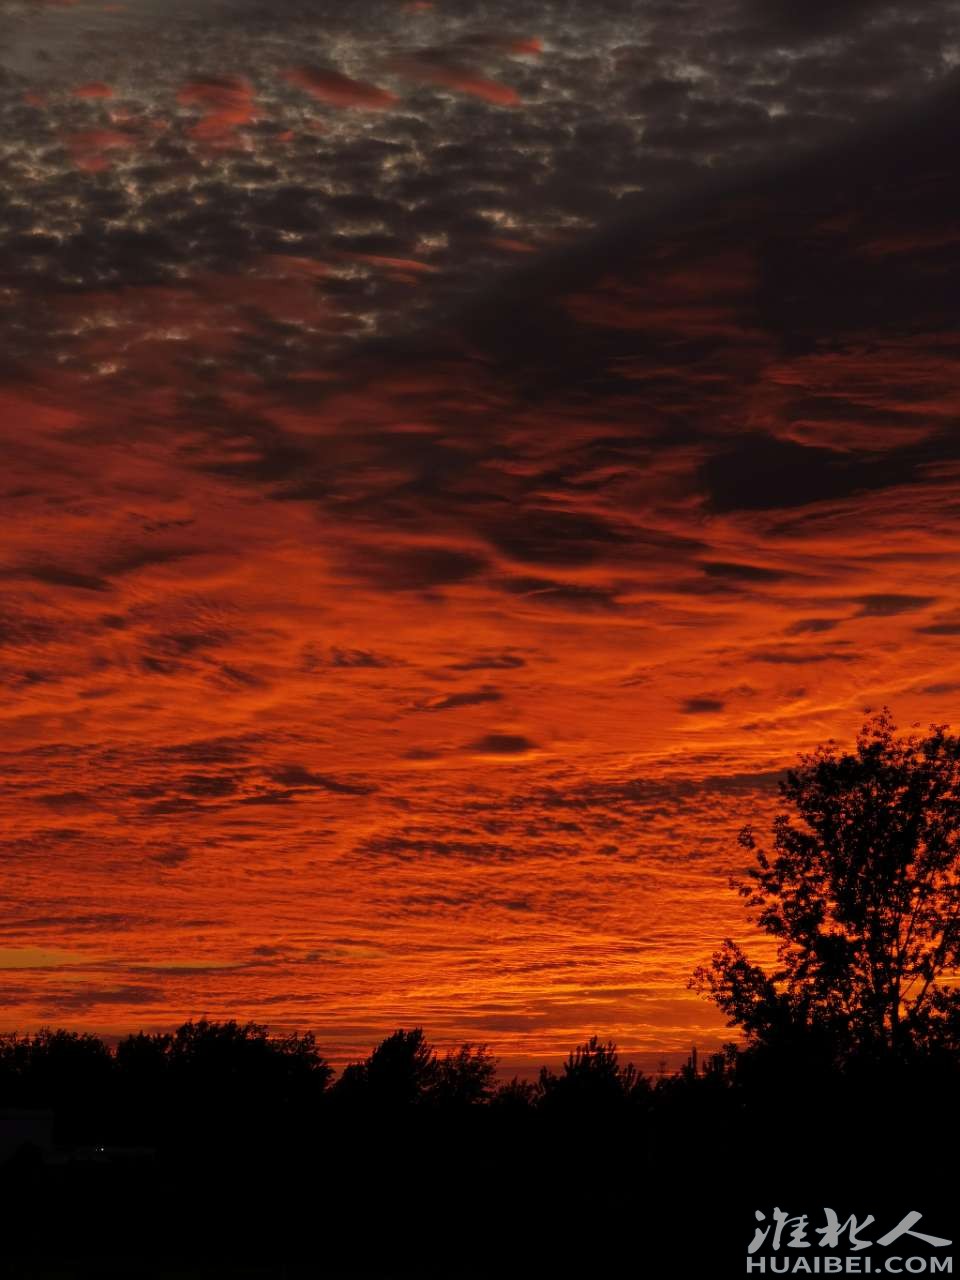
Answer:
694, 710, 960, 1062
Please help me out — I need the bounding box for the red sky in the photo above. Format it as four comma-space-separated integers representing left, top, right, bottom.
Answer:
2, 0, 959, 1071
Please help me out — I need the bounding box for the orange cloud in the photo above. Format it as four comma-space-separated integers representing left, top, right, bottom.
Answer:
387, 55, 521, 105
6, 82, 960, 1074
73, 82, 114, 99
462, 34, 543, 56
343, 252, 440, 275
281, 66, 398, 110
65, 127, 139, 171
489, 237, 538, 254
177, 77, 256, 143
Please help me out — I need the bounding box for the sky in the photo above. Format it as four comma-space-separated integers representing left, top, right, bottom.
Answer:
2, 0, 960, 1071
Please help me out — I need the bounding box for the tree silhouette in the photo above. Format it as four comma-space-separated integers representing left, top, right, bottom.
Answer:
334, 1027, 437, 1107
432, 1043, 498, 1106
111, 1019, 331, 1147
694, 710, 960, 1063
538, 1035, 646, 1109
0, 1029, 113, 1142
333, 1027, 497, 1107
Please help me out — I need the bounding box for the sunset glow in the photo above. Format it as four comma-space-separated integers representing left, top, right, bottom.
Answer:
2, 0, 960, 1073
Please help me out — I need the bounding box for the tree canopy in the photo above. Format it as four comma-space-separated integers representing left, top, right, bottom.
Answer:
694, 709, 960, 1063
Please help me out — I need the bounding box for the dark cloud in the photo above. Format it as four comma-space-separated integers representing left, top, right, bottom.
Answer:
34, 791, 94, 810
449, 652, 526, 671
3, 0, 956, 379
535, 768, 786, 811
854, 594, 937, 617
0, 610, 60, 648
47, 986, 165, 1011
150, 849, 191, 867
209, 663, 268, 691
466, 733, 537, 756
181, 774, 238, 798
743, 0, 894, 39
267, 765, 375, 795
281, 65, 397, 109
700, 436, 907, 514
499, 577, 621, 610
486, 509, 624, 566
749, 647, 860, 666
154, 738, 257, 765
327, 647, 398, 669
786, 618, 842, 635
353, 823, 577, 863
386, 54, 521, 106
701, 561, 790, 584
681, 698, 725, 715
341, 545, 488, 591
20, 565, 110, 592
151, 628, 232, 657
414, 687, 503, 713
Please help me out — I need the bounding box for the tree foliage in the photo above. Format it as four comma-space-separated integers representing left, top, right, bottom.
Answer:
694, 710, 960, 1062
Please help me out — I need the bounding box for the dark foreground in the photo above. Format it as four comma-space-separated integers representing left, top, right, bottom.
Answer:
2, 1052, 956, 1280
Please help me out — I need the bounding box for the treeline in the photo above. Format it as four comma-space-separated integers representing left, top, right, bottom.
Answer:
2, 1019, 958, 1275
4, 1016, 959, 1148
0, 1020, 699, 1146
5, 1018, 960, 1141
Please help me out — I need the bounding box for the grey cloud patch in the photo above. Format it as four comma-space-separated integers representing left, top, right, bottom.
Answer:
3, 0, 957, 378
